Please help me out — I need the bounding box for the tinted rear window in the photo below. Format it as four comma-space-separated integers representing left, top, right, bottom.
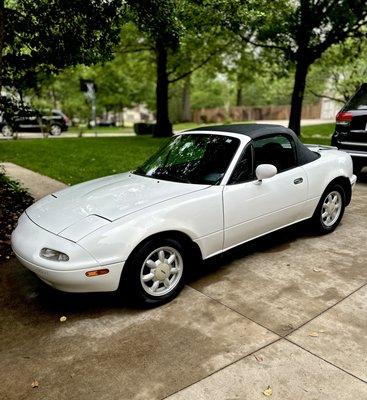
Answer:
344, 84, 367, 111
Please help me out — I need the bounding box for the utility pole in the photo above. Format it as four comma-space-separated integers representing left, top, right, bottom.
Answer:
80, 79, 97, 136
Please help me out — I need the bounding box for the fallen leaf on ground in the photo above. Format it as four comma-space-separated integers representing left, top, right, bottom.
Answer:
59, 316, 67, 322
31, 380, 39, 388
308, 331, 319, 337
263, 386, 272, 396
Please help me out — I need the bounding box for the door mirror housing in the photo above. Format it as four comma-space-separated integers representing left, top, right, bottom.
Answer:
255, 164, 277, 182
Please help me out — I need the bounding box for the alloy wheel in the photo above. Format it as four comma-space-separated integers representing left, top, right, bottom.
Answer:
321, 190, 342, 227
140, 246, 183, 297
2, 125, 13, 137
50, 125, 62, 135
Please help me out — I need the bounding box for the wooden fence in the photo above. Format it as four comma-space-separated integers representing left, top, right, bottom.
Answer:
192, 103, 322, 123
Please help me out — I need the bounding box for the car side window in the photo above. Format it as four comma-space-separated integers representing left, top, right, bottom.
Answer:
228, 144, 253, 184
253, 134, 297, 173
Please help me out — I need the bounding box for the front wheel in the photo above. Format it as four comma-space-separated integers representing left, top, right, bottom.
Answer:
122, 237, 186, 307
49, 124, 62, 136
311, 184, 346, 234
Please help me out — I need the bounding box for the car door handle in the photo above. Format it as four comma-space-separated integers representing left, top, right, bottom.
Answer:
294, 177, 303, 185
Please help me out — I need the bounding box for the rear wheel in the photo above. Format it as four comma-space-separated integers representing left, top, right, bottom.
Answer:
1, 124, 13, 137
122, 237, 186, 307
49, 124, 62, 136
311, 184, 345, 234
352, 159, 364, 175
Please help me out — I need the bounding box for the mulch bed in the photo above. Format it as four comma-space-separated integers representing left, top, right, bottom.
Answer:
0, 171, 33, 262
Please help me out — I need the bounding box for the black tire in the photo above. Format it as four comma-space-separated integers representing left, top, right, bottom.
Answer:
121, 237, 187, 307
311, 184, 346, 235
49, 124, 62, 136
352, 159, 363, 175
1, 124, 13, 137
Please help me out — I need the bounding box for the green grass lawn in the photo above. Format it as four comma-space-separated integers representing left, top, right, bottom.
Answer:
0, 123, 335, 185
68, 125, 134, 134
0, 136, 167, 185
300, 123, 335, 146
67, 121, 248, 134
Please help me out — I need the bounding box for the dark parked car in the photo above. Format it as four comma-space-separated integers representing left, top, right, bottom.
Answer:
331, 83, 367, 173
0, 109, 70, 137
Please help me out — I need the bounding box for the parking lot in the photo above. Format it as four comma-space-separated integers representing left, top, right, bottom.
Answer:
0, 172, 366, 400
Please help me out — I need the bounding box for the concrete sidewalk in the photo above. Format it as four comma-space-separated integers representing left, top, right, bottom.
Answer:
0, 165, 366, 400
1, 162, 67, 200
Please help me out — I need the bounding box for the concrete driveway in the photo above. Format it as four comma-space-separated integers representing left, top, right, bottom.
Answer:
0, 171, 366, 400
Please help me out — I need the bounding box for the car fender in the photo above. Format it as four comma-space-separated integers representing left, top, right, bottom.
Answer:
78, 185, 224, 265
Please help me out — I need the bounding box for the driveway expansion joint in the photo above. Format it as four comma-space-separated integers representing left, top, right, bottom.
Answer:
284, 337, 367, 384
283, 280, 367, 340
182, 282, 367, 397
187, 285, 281, 338
161, 336, 285, 400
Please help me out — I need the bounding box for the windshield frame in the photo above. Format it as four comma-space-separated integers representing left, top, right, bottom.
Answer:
133, 132, 242, 186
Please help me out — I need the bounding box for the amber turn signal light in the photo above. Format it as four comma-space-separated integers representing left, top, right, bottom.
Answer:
85, 268, 109, 277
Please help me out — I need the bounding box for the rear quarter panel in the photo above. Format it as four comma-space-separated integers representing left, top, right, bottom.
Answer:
303, 149, 353, 212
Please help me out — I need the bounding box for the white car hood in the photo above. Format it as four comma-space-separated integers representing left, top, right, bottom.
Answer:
26, 172, 209, 235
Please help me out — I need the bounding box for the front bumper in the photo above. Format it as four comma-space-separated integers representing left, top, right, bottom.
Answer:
341, 149, 367, 159
11, 213, 124, 292
350, 174, 357, 189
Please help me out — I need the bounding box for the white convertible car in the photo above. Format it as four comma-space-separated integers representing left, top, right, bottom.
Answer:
12, 124, 356, 305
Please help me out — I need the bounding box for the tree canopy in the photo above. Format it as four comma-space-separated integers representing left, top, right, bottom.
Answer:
231, 0, 367, 134
0, 0, 125, 120
1, 0, 367, 136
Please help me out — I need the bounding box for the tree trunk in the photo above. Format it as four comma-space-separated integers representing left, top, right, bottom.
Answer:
153, 40, 172, 137
0, 0, 5, 91
236, 87, 242, 107
50, 88, 58, 109
181, 74, 191, 122
288, 58, 310, 136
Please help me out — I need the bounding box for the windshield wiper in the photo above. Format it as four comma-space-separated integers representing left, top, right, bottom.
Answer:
133, 166, 145, 176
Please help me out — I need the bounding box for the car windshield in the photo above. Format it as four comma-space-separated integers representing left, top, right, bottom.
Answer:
134, 133, 240, 185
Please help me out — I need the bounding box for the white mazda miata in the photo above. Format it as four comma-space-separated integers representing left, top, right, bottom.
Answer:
12, 124, 356, 305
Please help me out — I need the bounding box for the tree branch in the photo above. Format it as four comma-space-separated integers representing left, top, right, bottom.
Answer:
168, 53, 213, 83
168, 40, 233, 83
118, 45, 153, 54
309, 89, 345, 104
312, 10, 367, 60
239, 32, 293, 55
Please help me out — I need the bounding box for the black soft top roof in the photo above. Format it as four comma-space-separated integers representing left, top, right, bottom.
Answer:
185, 123, 319, 166
186, 123, 293, 139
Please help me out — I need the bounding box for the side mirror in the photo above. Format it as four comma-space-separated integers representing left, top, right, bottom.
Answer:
255, 164, 277, 183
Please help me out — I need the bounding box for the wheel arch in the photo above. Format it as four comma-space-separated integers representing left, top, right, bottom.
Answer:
123, 229, 203, 270
324, 176, 352, 206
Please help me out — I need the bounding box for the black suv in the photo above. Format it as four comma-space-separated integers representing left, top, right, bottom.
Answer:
331, 83, 367, 173
0, 109, 69, 137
